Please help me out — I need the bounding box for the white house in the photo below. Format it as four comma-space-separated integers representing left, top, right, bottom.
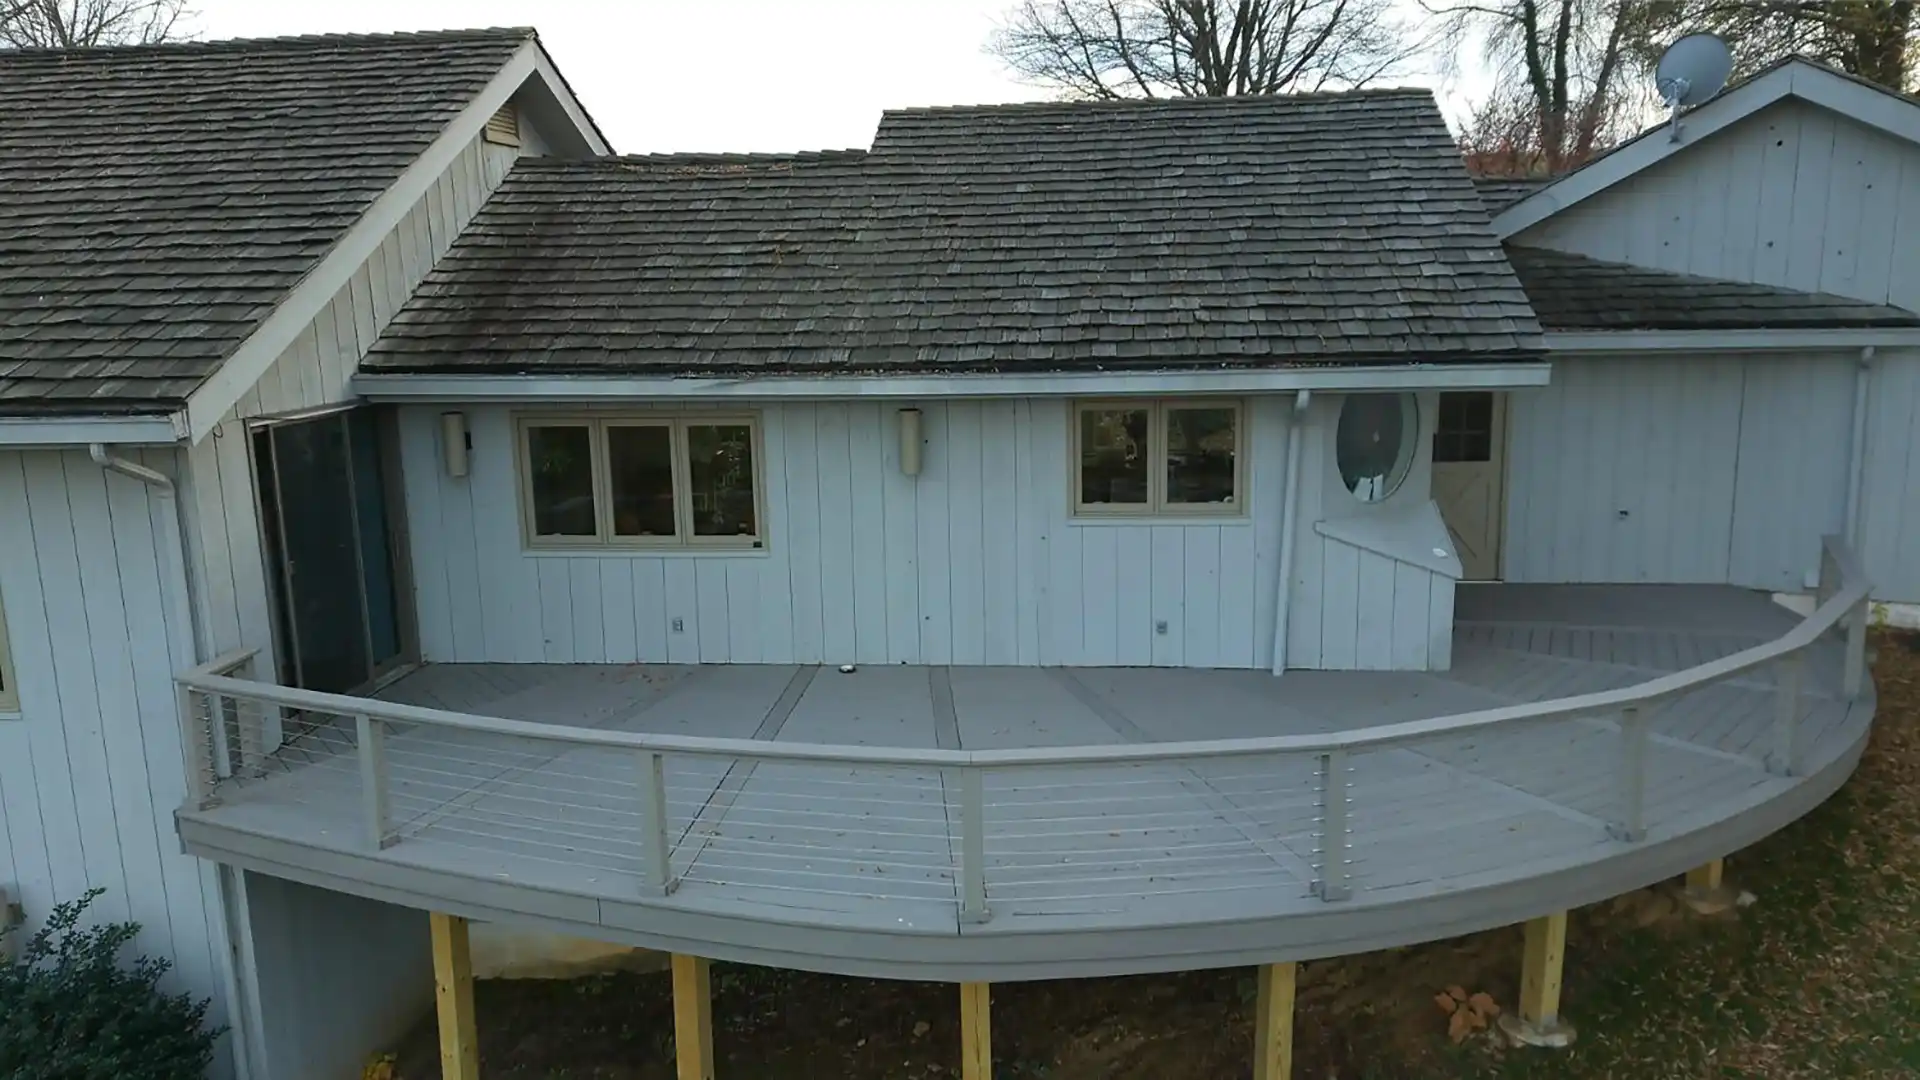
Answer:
0, 30, 1907, 1080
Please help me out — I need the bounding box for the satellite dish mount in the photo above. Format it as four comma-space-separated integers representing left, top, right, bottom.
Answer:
1655, 33, 1733, 143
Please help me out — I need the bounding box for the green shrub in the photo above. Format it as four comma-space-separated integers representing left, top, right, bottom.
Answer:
0, 888, 221, 1080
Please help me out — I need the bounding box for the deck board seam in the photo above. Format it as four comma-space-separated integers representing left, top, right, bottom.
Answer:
1049, 669, 1317, 887
674, 666, 819, 883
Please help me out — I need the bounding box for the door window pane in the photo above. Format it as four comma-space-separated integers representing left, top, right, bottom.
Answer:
526, 425, 598, 537
271, 418, 371, 693
686, 424, 758, 538
1165, 406, 1237, 505
1434, 391, 1494, 463
608, 425, 678, 538
349, 411, 403, 666
1079, 407, 1150, 506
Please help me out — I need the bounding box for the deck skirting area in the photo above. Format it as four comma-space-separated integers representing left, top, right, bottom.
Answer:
176, 584, 1875, 981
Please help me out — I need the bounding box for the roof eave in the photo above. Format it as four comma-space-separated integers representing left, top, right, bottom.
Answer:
1545, 326, 1920, 353
351, 361, 1555, 402
0, 411, 187, 447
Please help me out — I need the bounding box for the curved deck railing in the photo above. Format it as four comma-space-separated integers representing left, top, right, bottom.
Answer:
178, 536, 1873, 922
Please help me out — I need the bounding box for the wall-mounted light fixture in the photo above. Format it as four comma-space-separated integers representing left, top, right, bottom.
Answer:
898, 408, 923, 477
441, 411, 470, 478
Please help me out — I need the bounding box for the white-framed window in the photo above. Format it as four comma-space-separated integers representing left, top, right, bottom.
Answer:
1072, 399, 1245, 517
516, 414, 766, 550
0, 582, 18, 713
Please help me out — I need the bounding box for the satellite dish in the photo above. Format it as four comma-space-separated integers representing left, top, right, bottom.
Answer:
1655, 32, 1732, 142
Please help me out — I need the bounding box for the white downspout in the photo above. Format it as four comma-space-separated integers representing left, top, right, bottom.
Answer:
1843, 346, 1874, 549
88, 444, 254, 1080
1270, 390, 1311, 675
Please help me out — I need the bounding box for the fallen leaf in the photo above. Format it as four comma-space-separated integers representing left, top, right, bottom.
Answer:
1468, 992, 1501, 1019
1448, 1008, 1473, 1043
1434, 992, 1458, 1015
1446, 984, 1469, 1002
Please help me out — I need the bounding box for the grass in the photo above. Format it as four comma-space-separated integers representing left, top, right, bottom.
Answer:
384, 630, 1920, 1080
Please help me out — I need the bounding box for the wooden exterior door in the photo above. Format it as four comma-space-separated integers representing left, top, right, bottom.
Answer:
1432, 391, 1508, 581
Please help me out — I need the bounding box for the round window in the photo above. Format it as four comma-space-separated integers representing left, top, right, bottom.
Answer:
1336, 393, 1419, 503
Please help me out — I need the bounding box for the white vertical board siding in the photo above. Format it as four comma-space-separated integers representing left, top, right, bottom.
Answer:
1517, 101, 1920, 310
1860, 350, 1920, 601
237, 872, 431, 1080
1729, 354, 1855, 591
236, 132, 522, 421
401, 399, 1292, 669
0, 450, 231, 1042
1505, 356, 1745, 584
1283, 392, 1454, 670
1504, 353, 1869, 592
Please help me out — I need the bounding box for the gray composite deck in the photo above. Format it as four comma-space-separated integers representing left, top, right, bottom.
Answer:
177, 584, 1876, 981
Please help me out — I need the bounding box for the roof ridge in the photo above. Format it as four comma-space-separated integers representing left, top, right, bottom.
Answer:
598, 149, 868, 165
0, 25, 533, 60
880, 86, 1437, 119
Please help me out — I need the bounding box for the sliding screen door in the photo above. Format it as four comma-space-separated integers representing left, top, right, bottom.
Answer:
254, 408, 413, 694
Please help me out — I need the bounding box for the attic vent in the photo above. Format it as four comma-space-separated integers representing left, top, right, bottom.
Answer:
484, 105, 521, 148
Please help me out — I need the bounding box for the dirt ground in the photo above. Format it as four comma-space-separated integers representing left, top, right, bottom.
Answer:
380, 628, 1920, 1080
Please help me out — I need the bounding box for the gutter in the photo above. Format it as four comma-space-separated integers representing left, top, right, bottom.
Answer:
1843, 346, 1875, 549
1270, 390, 1312, 675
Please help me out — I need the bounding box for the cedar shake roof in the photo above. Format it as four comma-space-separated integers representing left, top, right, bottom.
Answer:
1505, 246, 1920, 331
365, 90, 1548, 376
1472, 177, 1553, 213
0, 28, 533, 415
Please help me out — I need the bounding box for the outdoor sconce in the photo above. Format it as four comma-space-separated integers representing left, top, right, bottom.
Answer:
441, 411, 470, 478
898, 408, 923, 477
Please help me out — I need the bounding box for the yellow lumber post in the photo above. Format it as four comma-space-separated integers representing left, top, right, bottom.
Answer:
1686, 858, 1724, 892
960, 981, 991, 1080
1519, 911, 1567, 1026
430, 913, 480, 1080
1252, 961, 1297, 1080
671, 954, 716, 1080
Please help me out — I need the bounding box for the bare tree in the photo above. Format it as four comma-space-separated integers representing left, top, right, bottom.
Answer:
0, 0, 188, 49
1429, 0, 1662, 174
990, 0, 1422, 98
1662, 1, 1916, 91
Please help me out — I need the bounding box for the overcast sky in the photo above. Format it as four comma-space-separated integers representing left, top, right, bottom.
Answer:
183, 0, 1487, 155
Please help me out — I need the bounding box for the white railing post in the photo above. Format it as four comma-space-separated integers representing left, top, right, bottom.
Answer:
355, 714, 394, 850
1609, 705, 1648, 842
959, 767, 989, 923
1313, 750, 1351, 902
636, 750, 674, 896
1768, 653, 1803, 777
176, 685, 219, 809
1844, 598, 1868, 701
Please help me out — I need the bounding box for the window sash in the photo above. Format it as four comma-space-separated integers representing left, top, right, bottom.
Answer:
1072, 399, 1244, 518
0, 582, 16, 713
518, 415, 764, 550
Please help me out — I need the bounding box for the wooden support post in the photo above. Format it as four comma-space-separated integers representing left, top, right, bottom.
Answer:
1497, 911, 1575, 1048
1519, 911, 1566, 1026
1252, 962, 1297, 1080
672, 954, 715, 1080
960, 981, 991, 1080
1686, 859, 1723, 893
1681, 856, 1737, 915
430, 913, 480, 1080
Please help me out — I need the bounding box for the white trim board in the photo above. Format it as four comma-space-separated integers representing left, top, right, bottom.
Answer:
181, 40, 605, 442
353, 363, 1554, 402
0, 414, 185, 447
1493, 59, 1920, 240
1545, 328, 1920, 353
